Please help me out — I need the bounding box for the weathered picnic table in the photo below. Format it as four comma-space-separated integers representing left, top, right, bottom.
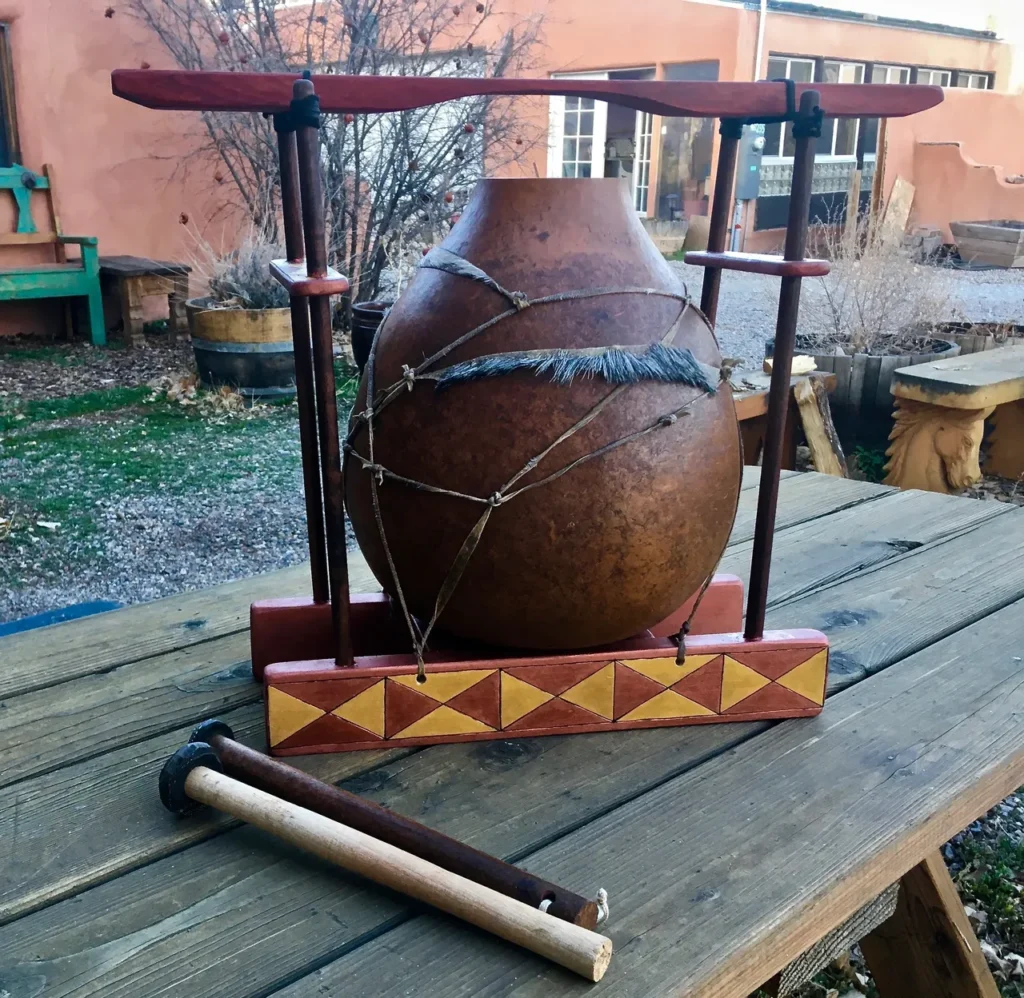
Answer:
2, 469, 1022, 997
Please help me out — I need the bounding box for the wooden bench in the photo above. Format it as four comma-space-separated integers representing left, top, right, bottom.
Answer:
99, 255, 191, 346
884, 344, 1024, 492
0, 164, 104, 345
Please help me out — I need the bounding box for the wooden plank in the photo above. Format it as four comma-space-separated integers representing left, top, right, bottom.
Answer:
833, 353, 853, 409
861, 851, 1000, 998
892, 344, 1024, 409
0, 550, 375, 699
0, 471, 832, 791
721, 485, 1010, 611
881, 174, 915, 235
0, 701, 413, 922
0, 491, 1007, 996
847, 352, 867, 419
111, 70, 945, 119
876, 355, 903, 407
275, 596, 1024, 998
768, 506, 1024, 690
861, 353, 882, 413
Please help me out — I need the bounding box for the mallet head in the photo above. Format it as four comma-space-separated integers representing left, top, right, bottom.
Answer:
159, 742, 223, 815
189, 718, 235, 745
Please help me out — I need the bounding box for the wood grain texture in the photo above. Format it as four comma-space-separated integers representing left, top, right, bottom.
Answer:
111, 71, 945, 118
271, 596, 1024, 998
721, 485, 1010, 614
861, 851, 1000, 998
891, 345, 1024, 409
685, 251, 829, 277
0, 550, 374, 699
766, 506, 1024, 691
793, 376, 847, 476
0, 488, 1011, 998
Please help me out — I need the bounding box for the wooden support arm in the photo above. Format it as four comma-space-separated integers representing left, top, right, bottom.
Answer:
270, 259, 350, 297
685, 251, 830, 278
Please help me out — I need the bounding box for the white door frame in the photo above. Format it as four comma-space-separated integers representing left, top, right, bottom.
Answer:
547, 72, 609, 180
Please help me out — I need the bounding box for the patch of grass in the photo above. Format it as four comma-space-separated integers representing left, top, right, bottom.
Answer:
851, 445, 887, 484
955, 835, 1024, 953
0, 386, 153, 431
0, 345, 83, 365
663, 249, 687, 262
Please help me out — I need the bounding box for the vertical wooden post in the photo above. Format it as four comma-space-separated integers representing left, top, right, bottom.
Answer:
276, 120, 329, 606
861, 852, 1000, 998
744, 90, 820, 641
700, 119, 742, 326
292, 77, 354, 665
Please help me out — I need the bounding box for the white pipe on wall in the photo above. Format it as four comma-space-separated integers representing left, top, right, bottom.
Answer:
754, 0, 768, 81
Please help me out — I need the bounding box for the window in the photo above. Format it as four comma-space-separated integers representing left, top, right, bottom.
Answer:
919, 69, 952, 87
561, 97, 597, 178
633, 111, 653, 213
957, 73, 990, 90
763, 57, 814, 158
872, 65, 910, 85
0, 25, 18, 167
818, 61, 864, 158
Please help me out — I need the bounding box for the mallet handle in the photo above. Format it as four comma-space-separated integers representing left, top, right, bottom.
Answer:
207, 733, 598, 927
184, 766, 612, 981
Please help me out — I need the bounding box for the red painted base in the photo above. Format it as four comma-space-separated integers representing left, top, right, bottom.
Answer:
250, 575, 745, 680
257, 583, 828, 757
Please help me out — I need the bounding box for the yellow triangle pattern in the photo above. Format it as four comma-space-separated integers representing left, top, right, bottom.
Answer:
268, 686, 324, 747
393, 669, 495, 703
333, 680, 385, 737
619, 689, 716, 722
720, 656, 771, 711
776, 650, 828, 706
621, 654, 718, 688
393, 704, 495, 740
560, 663, 615, 719
501, 672, 553, 727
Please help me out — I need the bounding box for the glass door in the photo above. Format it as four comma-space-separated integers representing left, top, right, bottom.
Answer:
547, 73, 609, 179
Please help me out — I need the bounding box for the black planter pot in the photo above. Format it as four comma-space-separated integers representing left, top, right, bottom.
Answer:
351, 301, 392, 373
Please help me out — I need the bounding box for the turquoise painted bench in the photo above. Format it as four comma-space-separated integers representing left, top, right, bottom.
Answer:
0, 164, 105, 345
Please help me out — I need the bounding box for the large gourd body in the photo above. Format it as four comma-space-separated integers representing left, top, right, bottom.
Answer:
345, 178, 741, 650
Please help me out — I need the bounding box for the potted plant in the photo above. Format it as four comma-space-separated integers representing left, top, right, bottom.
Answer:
770, 213, 961, 447
185, 232, 294, 398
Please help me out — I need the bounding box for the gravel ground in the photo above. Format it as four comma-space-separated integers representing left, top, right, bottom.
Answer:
1, 262, 1021, 622
669, 260, 1024, 368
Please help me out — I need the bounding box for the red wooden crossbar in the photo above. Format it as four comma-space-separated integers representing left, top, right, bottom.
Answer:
685, 251, 830, 278
111, 71, 943, 119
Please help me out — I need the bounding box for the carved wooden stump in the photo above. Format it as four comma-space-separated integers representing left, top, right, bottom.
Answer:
884, 398, 994, 494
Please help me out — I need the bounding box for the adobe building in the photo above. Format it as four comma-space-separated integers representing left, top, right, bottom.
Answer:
0, 0, 1021, 337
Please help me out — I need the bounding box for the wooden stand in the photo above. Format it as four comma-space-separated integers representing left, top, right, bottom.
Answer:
106, 74, 956, 757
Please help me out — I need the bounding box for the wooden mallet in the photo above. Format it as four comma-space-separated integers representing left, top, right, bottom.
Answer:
190, 718, 603, 928
160, 743, 613, 982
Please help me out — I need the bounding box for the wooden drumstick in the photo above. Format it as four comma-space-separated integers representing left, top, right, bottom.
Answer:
160, 744, 613, 982
190, 718, 602, 928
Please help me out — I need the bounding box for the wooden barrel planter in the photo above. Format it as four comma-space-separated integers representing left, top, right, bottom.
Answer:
766, 335, 960, 448
350, 301, 392, 373
186, 297, 295, 398
926, 321, 1024, 356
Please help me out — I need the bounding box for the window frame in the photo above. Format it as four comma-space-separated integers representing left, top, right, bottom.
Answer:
0, 24, 19, 168
762, 56, 815, 161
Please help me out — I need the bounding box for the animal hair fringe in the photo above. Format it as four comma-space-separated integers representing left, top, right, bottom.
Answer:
432, 343, 718, 394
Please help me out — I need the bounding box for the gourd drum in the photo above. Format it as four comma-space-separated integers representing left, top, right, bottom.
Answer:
345, 178, 742, 650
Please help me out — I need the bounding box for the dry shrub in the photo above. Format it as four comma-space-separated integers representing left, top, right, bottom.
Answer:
797, 208, 955, 355
185, 225, 290, 311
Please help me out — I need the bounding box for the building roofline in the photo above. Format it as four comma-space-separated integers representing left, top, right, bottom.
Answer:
721, 0, 999, 42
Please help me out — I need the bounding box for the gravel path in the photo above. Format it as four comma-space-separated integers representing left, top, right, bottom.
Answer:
669, 261, 1024, 369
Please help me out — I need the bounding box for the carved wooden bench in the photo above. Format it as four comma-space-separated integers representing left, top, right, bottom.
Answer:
0, 164, 105, 345
884, 344, 1024, 492
98, 255, 191, 345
